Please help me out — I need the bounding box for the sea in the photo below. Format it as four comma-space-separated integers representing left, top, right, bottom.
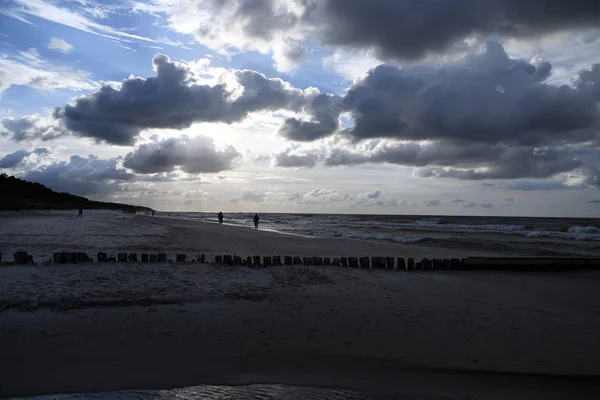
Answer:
156, 212, 600, 257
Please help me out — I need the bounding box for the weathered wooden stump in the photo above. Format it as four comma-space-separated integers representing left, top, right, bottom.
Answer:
443, 259, 452, 269
263, 256, 272, 267
117, 253, 127, 263
273, 256, 282, 266
215, 255, 223, 264
150, 254, 158, 262
176, 254, 186, 263
332, 258, 341, 266
14, 251, 28, 265
253, 255, 261, 268
312, 256, 323, 266
386, 257, 395, 269
199, 254, 206, 263
340, 257, 348, 267
359, 257, 370, 268
415, 261, 423, 271
424, 259, 433, 271
234, 255, 243, 265
302, 257, 312, 265
68, 252, 77, 263
324, 257, 331, 266
433, 259, 443, 270
98, 252, 108, 262
407, 258, 415, 271
157, 253, 167, 262
397, 257, 406, 271
371, 257, 385, 269
246, 256, 253, 267
223, 255, 233, 265
284, 256, 293, 265
141, 253, 149, 262
128, 253, 138, 263
370, 257, 379, 268
451, 258, 462, 270
348, 257, 359, 268
77, 252, 91, 263
293, 256, 302, 265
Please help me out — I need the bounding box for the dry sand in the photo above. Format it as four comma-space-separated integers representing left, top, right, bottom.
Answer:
1, 210, 600, 399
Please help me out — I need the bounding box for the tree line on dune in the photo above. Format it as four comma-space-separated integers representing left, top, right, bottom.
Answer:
0, 173, 152, 212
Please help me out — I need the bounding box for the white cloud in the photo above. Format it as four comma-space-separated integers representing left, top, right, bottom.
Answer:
322, 49, 382, 82
2, 0, 156, 44
134, 0, 308, 70
48, 37, 73, 53
0, 49, 98, 95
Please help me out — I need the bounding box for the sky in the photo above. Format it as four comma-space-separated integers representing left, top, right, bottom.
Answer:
0, 0, 599, 217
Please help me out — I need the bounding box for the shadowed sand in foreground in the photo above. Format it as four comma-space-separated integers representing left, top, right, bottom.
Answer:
1, 211, 599, 399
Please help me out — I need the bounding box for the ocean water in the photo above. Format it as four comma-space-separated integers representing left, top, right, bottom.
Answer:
157, 212, 600, 257
13, 385, 453, 400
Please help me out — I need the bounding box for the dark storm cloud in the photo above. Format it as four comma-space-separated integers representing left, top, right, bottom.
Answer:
416, 147, 582, 181
274, 152, 319, 168
271, 42, 600, 187
0, 148, 49, 169
279, 42, 600, 148
54, 54, 311, 145
186, 1, 600, 61
314, 0, 600, 60
324, 141, 505, 168
279, 94, 342, 141
123, 136, 241, 174
23, 155, 134, 196
341, 43, 599, 146
1, 116, 68, 142
210, 0, 303, 41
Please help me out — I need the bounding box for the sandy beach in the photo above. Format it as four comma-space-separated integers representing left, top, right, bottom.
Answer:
1, 211, 600, 399
0, 210, 517, 264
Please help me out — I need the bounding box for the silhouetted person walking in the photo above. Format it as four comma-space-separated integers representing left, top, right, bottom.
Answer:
77, 208, 83, 218
218, 211, 223, 224
253, 213, 260, 230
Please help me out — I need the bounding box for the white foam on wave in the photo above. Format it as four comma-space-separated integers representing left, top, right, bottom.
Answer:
342, 232, 426, 243
567, 226, 600, 234
404, 220, 526, 232
524, 227, 600, 241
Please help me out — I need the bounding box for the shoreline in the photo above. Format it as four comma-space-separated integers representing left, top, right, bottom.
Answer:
0, 210, 516, 264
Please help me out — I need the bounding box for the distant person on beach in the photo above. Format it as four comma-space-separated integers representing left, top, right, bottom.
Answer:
218, 211, 223, 224
253, 213, 260, 230
152, 211, 155, 216
77, 208, 83, 218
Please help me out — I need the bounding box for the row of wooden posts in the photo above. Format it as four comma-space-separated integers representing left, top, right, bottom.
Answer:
3, 251, 599, 271
5, 250, 459, 270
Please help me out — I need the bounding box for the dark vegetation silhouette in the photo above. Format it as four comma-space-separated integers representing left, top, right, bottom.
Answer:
0, 173, 152, 212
